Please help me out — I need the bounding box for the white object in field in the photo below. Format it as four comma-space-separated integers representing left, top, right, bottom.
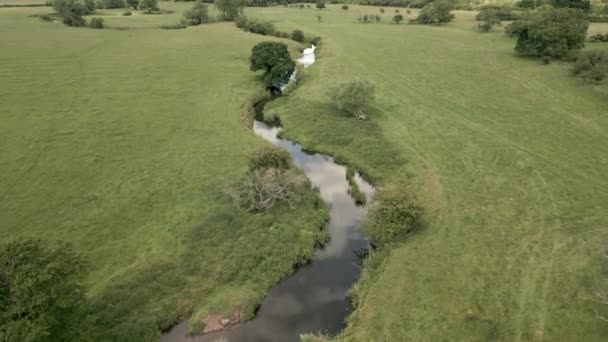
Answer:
297, 45, 316, 68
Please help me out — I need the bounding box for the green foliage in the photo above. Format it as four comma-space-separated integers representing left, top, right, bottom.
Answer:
417, 0, 454, 24
126, 0, 138, 9
393, 13, 404, 24
89, 17, 104, 28
123, 10, 132, 15
138, 0, 157, 13
182, 0, 209, 26
342, 4, 348, 10
291, 29, 305, 42
248, 146, 292, 171
0, 239, 88, 342
250, 41, 295, 91
507, 7, 589, 59
160, 23, 187, 29
551, 0, 590, 12
364, 185, 423, 249
52, 0, 91, 15
572, 49, 608, 84
215, 0, 245, 20
316, 0, 325, 9
62, 11, 86, 26
102, 0, 125, 9
589, 33, 608, 42
475, 8, 501, 32
327, 77, 376, 119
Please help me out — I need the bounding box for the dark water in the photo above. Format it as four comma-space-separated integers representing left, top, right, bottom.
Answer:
162, 121, 374, 342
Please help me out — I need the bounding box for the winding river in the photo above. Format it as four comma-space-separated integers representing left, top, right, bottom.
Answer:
163, 45, 373, 342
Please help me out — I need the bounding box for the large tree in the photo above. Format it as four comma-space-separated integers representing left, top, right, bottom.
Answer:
416, 0, 454, 24
250, 41, 295, 92
507, 6, 589, 59
0, 239, 88, 342
182, 0, 209, 25
215, 0, 245, 20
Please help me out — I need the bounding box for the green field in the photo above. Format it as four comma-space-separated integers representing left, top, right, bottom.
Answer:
248, 5, 608, 341
0, 5, 327, 339
2, 2, 608, 341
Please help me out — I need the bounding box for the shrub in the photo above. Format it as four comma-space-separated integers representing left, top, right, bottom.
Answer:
89, 17, 104, 28
53, 0, 92, 16
291, 29, 305, 42
39, 14, 53, 21
160, 23, 187, 29
572, 50, 607, 84
316, 0, 325, 9
393, 14, 404, 24
589, 33, 608, 42
249, 20, 275, 35
215, 0, 245, 20
139, 0, 158, 13
62, 11, 86, 26
248, 146, 291, 171
417, 0, 454, 24
507, 7, 588, 60
182, 0, 209, 26
310, 36, 322, 46
126, 0, 138, 9
123, 10, 132, 15
327, 77, 376, 120
342, 4, 348, 10
364, 185, 423, 249
380, 7, 385, 12
475, 8, 501, 32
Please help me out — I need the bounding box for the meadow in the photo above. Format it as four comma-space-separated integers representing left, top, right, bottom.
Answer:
247, 5, 608, 341
0, 4, 328, 339
2, 2, 608, 341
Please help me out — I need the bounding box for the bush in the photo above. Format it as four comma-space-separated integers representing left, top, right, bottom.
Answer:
53, 0, 92, 16
572, 50, 608, 84
393, 14, 404, 23
475, 8, 501, 32
342, 4, 348, 10
364, 184, 423, 249
215, 0, 245, 21
39, 14, 53, 21
160, 24, 187, 29
417, 0, 454, 24
123, 10, 132, 15
316, 0, 325, 9
62, 11, 86, 26
248, 146, 291, 171
182, 0, 209, 26
249, 20, 275, 35
327, 77, 376, 120
89, 17, 104, 28
589, 33, 608, 42
250, 41, 295, 92
291, 29, 305, 42
310, 36, 322, 46
139, 0, 158, 13
507, 7, 589, 60
380, 7, 385, 12
126, 0, 138, 9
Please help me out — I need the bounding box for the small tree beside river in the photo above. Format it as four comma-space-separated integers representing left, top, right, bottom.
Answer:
328, 78, 376, 120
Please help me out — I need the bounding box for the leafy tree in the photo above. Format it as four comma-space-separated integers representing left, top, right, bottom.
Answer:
316, 0, 325, 9
0, 239, 88, 342
551, 0, 590, 12
250, 41, 295, 92
393, 14, 404, 24
52, 0, 91, 16
417, 0, 454, 24
364, 184, 423, 249
215, 0, 245, 20
102, 0, 125, 8
182, 0, 209, 25
291, 29, 305, 42
572, 50, 607, 84
139, 0, 158, 13
327, 77, 376, 119
507, 7, 588, 59
476, 8, 501, 32
62, 11, 86, 26
126, 0, 138, 9
89, 17, 104, 28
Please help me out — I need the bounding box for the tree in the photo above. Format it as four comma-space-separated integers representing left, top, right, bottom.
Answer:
393, 14, 404, 24
551, 0, 591, 12
102, 0, 125, 9
327, 77, 376, 119
475, 8, 501, 32
507, 7, 588, 60
0, 239, 88, 342
126, 0, 138, 9
341, 4, 348, 10
182, 0, 209, 25
250, 41, 295, 92
139, 0, 158, 13
316, 0, 325, 9
572, 50, 608, 84
215, 0, 245, 20
52, 0, 91, 16
417, 0, 454, 24
364, 184, 423, 249
89, 17, 104, 28
291, 29, 305, 42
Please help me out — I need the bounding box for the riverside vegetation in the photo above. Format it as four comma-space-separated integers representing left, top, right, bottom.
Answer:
1, 1, 608, 341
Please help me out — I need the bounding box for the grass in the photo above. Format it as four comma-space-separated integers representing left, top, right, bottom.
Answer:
0, 5, 328, 340
245, 5, 608, 341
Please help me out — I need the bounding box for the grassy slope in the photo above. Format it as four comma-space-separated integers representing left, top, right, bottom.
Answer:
248, 6, 608, 341
0, 6, 327, 338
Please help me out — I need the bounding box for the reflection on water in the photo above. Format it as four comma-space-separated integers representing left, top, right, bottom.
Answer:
162, 121, 374, 342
